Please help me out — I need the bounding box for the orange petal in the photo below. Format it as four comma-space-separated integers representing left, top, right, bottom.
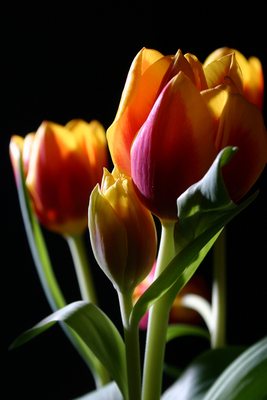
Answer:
107, 48, 172, 174
216, 93, 267, 201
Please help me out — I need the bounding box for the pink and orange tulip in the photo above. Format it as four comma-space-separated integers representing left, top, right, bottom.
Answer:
107, 48, 267, 221
10, 119, 108, 235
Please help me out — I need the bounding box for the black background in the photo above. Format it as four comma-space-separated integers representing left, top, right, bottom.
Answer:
2, 4, 267, 399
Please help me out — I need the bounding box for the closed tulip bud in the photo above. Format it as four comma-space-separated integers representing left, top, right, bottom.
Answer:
10, 119, 108, 235
88, 168, 157, 294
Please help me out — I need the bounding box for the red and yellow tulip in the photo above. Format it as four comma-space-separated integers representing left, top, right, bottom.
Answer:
10, 119, 108, 235
107, 47, 267, 221
88, 168, 157, 293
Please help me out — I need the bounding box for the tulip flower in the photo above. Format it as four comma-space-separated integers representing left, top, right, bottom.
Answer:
10, 119, 108, 235
107, 47, 267, 221
88, 168, 157, 294
203, 47, 264, 110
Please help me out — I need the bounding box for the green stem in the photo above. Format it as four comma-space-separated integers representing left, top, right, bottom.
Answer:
118, 291, 141, 400
211, 228, 226, 348
66, 234, 97, 304
142, 221, 176, 400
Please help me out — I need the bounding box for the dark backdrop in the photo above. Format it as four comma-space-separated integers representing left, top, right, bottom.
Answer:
2, 4, 267, 399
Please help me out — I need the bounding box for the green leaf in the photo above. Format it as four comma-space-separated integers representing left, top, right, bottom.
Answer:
203, 336, 267, 400
175, 146, 237, 252
130, 148, 257, 329
15, 144, 109, 385
74, 382, 123, 400
10, 301, 127, 398
17, 153, 66, 310
166, 324, 210, 343
161, 346, 244, 400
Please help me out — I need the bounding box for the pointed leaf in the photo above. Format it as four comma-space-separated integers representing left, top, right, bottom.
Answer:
161, 346, 244, 400
175, 146, 236, 251
17, 148, 66, 310
10, 301, 127, 397
203, 336, 267, 400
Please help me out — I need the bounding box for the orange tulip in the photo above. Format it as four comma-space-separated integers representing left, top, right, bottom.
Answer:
107, 47, 267, 220
10, 119, 108, 235
88, 168, 157, 293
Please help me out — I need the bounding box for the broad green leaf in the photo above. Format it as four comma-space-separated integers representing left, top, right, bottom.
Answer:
74, 382, 123, 400
161, 346, 244, 400
166, 324, 210, 343
203, 336, 267, 400
10, 301, 127, 398
130, 148, 257, 329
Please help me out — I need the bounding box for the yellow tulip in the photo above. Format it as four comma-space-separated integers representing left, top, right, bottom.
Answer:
88, 168, 157, 293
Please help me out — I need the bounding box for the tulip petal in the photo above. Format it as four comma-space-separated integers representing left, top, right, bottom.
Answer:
215, 92, 267, 201
204, 53, 243, 94
204, 47, 264, 109
9, 135, 24, 186
185, 53, 208, 90
107, 48, 172, 174
131, 72, 216, 220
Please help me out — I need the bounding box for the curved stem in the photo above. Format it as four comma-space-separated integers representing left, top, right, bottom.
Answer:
142, 221, 176, 400
211, 228, 226, 348
66, 234, 97, 304
118, 291, 141, 400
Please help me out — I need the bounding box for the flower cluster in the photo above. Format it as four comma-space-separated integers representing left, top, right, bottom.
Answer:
10, 47, 267, 400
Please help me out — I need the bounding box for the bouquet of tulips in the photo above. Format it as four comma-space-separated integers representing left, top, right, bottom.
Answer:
9, 46, 267, 400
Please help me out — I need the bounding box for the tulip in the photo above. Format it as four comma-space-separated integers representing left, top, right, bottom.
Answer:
10, 119, 108, 235
107, 47, 267, 221
88, 168, 157, 293
203, 47, 264, 110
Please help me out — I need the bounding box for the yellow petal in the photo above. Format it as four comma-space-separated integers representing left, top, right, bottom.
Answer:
185, 52, 208, 90
204, 53, 243, 94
